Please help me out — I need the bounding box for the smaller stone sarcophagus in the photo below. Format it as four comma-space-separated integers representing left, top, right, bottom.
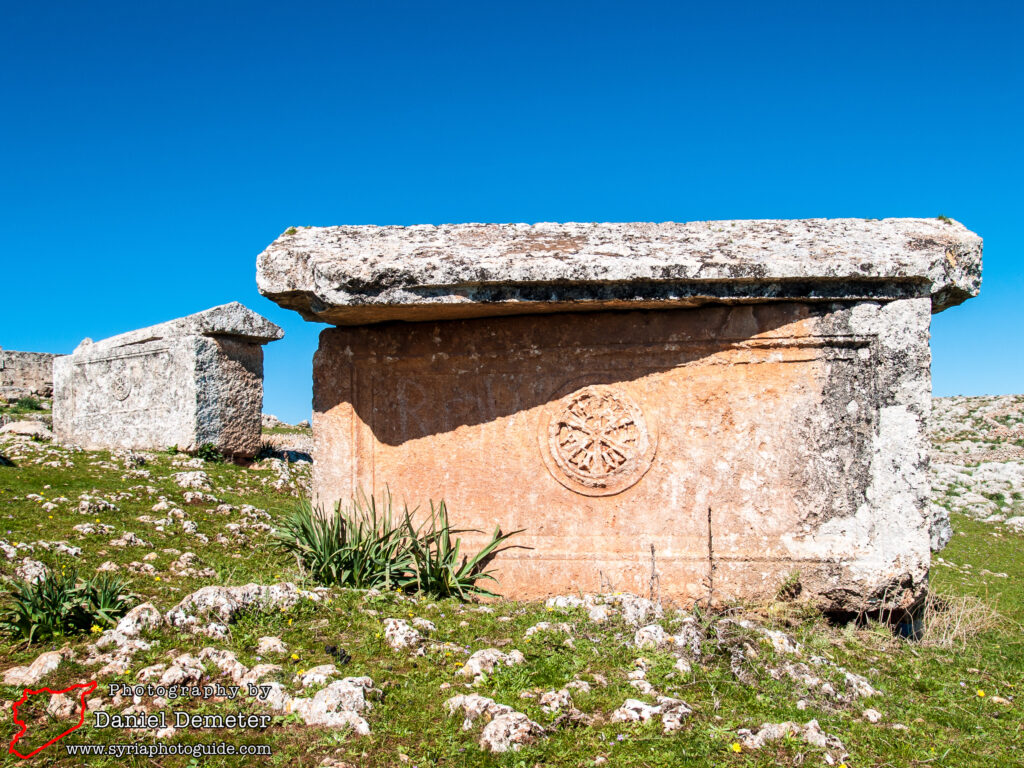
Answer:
53, 303, 283, 456
0, 349, 60, 399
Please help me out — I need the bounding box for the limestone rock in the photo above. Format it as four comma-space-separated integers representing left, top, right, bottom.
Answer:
0, 421, 53, 439
159, 654, 205, 686
95, 603, 163, 649
297, 665, 339, 687
459, 648, 525, 682
14, 558, 47, 583
478, 712, 544, 753
288, 677, 379, 734
383, 618, 423, 652
444, 694, 514, 730
257, 636, 287, 655
173, 471, 211, 490
46, 693, 78, 719
257, 219, 982, 324
0, 349, 59, 398
165, 582, 315, 635
3, 650, 66, 686
737, 719, 846, 755
53, 302, 283, 457
610, 698, 661, 724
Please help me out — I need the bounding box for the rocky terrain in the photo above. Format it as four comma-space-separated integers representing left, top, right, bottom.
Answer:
930, 395, 1024, 534
0, 396, 1020, 767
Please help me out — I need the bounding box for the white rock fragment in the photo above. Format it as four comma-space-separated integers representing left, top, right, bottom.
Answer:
3, 650, 67, 686
14, 558, 47, 583
172, 471, 211, 490
479, 712, 545, 753
737, 719, 846, 754
257, 636, 288, 655
459, 649, 526, 683
298, 665, 340, 688
383, 618, 423, 652
444, 694, 514, 730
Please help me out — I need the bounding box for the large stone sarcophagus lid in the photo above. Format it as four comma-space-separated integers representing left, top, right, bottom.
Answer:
257, 219, 982, 612
54, 302, 283, 456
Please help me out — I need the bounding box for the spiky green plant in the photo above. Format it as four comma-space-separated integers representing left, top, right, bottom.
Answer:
81, 572, 135, 626
196, 442, 224, 463
272, 490, 415, 590
0, 567, 136, 643
273, 491, 523, 598
404, 500, 523, 599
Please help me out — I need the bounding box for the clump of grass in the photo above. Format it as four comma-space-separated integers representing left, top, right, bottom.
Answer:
775, 570, 802, 602
272, 490, 522, 599
13, 396, 42, 411
0, 567, 135, 643
255, 440, 279, 461
918, 589, 1000, 648
273, 491, 414, 591
406, 500, 523, 599
196, 442, 224, 463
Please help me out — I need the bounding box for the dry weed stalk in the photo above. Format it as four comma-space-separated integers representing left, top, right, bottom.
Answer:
918, 589, 1001, 647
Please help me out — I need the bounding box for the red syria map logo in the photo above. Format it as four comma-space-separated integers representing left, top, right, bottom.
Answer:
8, 680, 97, 759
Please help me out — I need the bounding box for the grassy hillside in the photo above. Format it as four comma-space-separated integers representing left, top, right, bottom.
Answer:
0, 405, 1021, 767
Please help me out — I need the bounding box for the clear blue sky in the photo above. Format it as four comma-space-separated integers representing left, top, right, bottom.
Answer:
1, 1, 1020, 423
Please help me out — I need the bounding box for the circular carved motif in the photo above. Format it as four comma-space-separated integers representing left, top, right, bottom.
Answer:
108, 362, 132, 401
540, 384, 656, 496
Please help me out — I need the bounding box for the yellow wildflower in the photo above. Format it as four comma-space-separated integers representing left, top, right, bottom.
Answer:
291, 653, 299, 661
90, 624, 103, 634
730, 742, 742, 753
976, 689, 985, 697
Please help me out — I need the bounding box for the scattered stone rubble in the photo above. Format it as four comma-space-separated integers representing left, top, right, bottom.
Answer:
930, 395, 1024, 539
737, 719, 848, 763
164, 582, 324, 638
459, 648, 526, 683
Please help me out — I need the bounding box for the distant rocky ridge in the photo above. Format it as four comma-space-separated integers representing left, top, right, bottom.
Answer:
930, 394, 1024, 536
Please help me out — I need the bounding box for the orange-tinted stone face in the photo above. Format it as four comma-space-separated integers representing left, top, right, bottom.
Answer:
313, 303, 883, 606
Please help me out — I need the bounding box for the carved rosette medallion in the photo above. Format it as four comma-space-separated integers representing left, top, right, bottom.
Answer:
108, 361, 132, 401
540, 384, 657, 496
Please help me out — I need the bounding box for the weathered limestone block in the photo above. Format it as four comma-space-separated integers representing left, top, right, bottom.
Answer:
53, 303, 282, 456
257, 219, 982, 613
257, 219, 981, 324
0, 349, 60, 398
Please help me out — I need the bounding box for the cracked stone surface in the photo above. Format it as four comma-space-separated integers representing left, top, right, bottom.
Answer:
257, 219, 982, 324
53, 302, 283, 457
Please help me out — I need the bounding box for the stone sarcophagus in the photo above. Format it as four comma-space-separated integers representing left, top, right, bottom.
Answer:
257, 219, 982, 612
0, 349, 60, 399
53, 303, 283, 456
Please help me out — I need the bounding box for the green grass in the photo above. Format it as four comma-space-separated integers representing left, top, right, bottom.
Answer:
1, 433, 1022, 766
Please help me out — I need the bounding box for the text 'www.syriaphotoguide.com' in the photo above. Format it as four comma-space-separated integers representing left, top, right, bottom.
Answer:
63, 742, 272, 757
